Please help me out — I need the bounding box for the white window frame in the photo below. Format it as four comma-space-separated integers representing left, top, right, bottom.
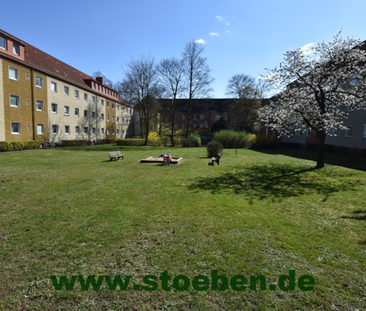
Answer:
64, 105, 70, 116
92, 96, 96, 104
92, 111, 96, 119
74, 90, 79, 99
215, 115, 220, 121
0, 37, 6, 50
84, 110, 88, 118
37, 124, 44, 135
11, 122, 20, 134
84, 127, 88, 134
75, 126, 80, 135
75, 108, 79, 117
35, 76, 43, 88
107, 115, 109, 121
36, 100, 44, 111
51, 103, 58, 113
107, 102, 110, 108
84, 93, 88, 101
65, 125, 70, 135
107, 129, 110, 135
92, 127, 96, 134
51, 81, 57, 92
9, 66, 18, 81
112, 116, 114, 122
13, 43, 19, 56
101, 128, 104, 135
52, 124, 58, 134
117, 117, 119, 123
112, 103, 115, 110
101, 114, 104, 120
64, 86, 69, 96
10, 94, 20, 107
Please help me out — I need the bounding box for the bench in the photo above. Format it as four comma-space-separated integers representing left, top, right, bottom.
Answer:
209, 153, 221, 166
108, 151, 124, 161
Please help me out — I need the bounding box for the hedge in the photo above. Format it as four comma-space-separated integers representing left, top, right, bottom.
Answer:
116, 139, 145, 146
0, 140, 41, 152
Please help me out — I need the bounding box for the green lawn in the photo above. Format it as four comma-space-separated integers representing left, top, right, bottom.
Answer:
0, 145, 365, 310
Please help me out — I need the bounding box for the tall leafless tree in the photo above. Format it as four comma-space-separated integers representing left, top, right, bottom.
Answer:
117, 56, 158, 145
226, 74, 256, 99
92, 71, 114, 88
157, 57, 185, 146
182, 40, 214, 138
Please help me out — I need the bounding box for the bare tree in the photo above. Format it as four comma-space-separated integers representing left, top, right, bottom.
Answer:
151, 84, 169, 135
92, 71, 114, 88
78, 97, 103, 142
226, 74, 256, 99
117, 56, 158, 145
157, 57, 186, 146
182, 40, 214, 138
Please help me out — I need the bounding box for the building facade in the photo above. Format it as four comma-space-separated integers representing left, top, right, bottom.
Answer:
0, 29, 133, 144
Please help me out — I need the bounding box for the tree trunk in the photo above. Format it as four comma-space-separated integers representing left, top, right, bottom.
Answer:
316, 130, 326, 169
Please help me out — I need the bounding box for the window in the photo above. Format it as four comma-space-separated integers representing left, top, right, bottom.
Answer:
107, 102, 110, 108
84, 93, 88, 101
107, 129, 110, 135
13, 43, 19, 56
122, 118, 125, 123
35, 76, 43, 88
346, 126, 353, 137
64, 106, 70, 116
101, 128, 104, 135
28, 125, 31, 131
26, 73, 29, 80
117, 129, 120, 135
35, 124, 44, 135
26, 99, 29, 106
306, 130, 311, 137
75, 126, 80, 135
84, 127, 88, 134
193, 115, 196, 120
107, 115, 109, 121
52, 125, 58, 134
92, 127, 96, 134
200, 115, 204, 121
10, 95, 19, 107
122, 129, 125, 135
117, 105, 119, 111
51, 103, 58, 113
84, 110, 88, 118
224, 115, 228, 121
0, 37, 6, 50
182, 115, 185, 120
363, 124, 366, 138
36, 100, 43, 111
112, 116, 114, 122
74, 90, 79, 99
92, 111, 96, 119
101, 114, 104, 120
122, 108, 125, 112
75, 108, 79, 117
9, 67, 18, 80
51, 82, 57, 92
65, 126, 70, 135
11, 122, 20, 134
215, 115, 220, 121
193, 124, 197, 128
117, 117, 119, 123
92, 96, 96, 104
112, 129, 115, 135
112, 103, 115, 109
200, 124, 204, 128
64, 86, 69, 96
99, 98, 102, 106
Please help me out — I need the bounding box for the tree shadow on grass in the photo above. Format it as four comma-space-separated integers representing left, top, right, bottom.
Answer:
340, 210, 366, 221
188, 163, 362, 203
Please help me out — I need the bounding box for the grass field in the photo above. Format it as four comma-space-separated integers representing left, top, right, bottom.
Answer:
0, 145, 365, 310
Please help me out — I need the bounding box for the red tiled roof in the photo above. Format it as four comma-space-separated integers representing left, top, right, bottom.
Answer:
0, 28, 128, 106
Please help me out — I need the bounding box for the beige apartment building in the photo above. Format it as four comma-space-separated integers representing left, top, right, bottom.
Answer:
0, 29, 133, 144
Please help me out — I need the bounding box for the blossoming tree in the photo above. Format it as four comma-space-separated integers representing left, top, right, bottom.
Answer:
259, 32, 366, 168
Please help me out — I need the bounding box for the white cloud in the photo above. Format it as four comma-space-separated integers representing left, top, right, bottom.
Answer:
210, 32, 219, 36
216, 15, 225, 21
226, 22, 230, 26
195, 39, 206, 44
300, 42, 315, 55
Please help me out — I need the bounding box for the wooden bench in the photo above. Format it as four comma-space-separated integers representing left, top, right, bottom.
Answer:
108, 151, 124, 161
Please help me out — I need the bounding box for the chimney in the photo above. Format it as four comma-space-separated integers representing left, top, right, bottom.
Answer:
96, 77, 104, 84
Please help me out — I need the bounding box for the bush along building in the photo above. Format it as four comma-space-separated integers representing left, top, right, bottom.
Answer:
0, 29, 133, 147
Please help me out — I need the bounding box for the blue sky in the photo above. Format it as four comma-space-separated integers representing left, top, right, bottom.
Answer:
2, 0, 366, 98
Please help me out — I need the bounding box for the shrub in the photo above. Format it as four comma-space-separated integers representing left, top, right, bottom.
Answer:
214, 130, 248, 148
148, 132, 161, 146
207, 141, 224, 158
250, 134, 273, 149
116, 139, 145, 146
0, 141, 41, 152
181, 134, 201, 147
161, 136, 170, 147
61, 140, 87, 147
